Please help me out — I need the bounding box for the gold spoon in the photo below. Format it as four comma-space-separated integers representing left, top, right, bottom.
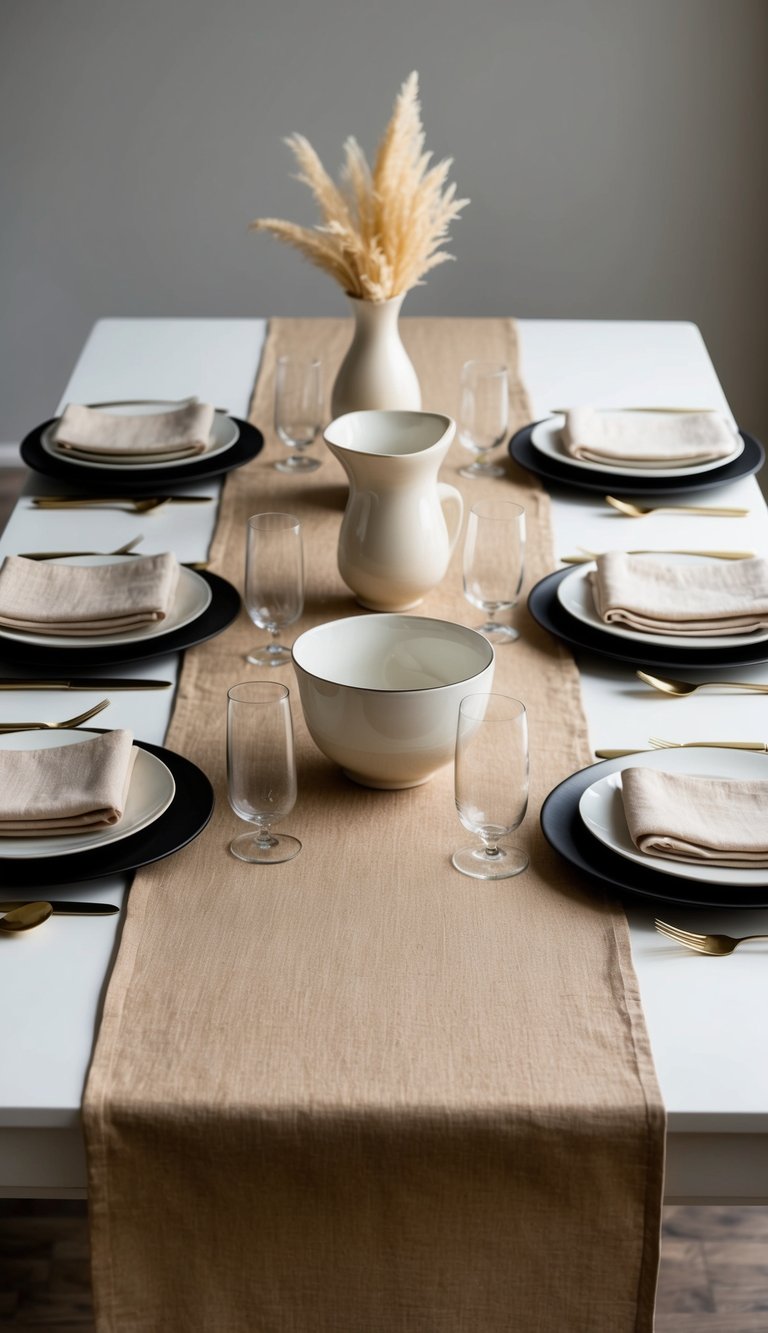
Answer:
0, 902, 53, 932
605, 495, 749, 519
636, 670, 768, 697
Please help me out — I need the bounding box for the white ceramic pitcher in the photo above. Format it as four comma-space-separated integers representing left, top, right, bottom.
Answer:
324, 410, 463, 611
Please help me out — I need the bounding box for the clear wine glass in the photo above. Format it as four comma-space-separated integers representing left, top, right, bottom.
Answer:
458, 360, 509, 479
227, 681, 301, 863
452, 693, 529, 879
463, 499, 525, 643
274, 356, 323, 472
244, 512, 304, 666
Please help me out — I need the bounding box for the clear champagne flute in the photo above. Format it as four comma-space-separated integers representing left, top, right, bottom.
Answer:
463, 499, 525, 643
458, 360, 509, 479
227, 681, 301, 863
245, 512, 304, 666
274, 356, 323, 472
452, 693, 529, 879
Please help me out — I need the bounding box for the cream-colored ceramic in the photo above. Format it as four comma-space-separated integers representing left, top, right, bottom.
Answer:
291, 614, 495, 789
324, 410, 463, 611
330, 294, 421, 417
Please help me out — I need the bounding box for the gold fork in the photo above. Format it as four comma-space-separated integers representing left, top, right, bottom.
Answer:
637, 671, 768, 697
18, 536, 144, 560
605, 495, 749, 519
562, 547, 755, 563
649, 736, 768, 753
655, 919, 768, 956
0, 699, 110, 733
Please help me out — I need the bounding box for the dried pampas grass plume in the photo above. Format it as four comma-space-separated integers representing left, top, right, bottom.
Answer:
250, 72, 468, 301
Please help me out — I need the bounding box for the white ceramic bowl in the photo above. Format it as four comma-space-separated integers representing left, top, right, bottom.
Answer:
292, 614, 495, 789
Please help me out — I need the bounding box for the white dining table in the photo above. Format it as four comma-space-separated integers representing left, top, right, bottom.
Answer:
1, 316, 767, 1204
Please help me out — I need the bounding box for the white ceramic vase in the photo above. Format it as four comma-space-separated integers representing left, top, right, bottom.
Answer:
330, 294, 422, 417
323, 410, 463, 612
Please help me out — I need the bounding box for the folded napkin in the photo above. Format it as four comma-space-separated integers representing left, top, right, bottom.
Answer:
621, 766, 768, 868
52, 398, 215, 461
561, 408, 737, 467
0, 554, 180, 636
0, 729, 137, 835
590, 552, 768, 636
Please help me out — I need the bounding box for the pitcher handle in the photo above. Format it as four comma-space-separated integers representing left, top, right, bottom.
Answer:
438, 483, 464, 555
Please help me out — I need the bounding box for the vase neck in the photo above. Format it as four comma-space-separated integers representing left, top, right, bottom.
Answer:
347, 294, 406, 335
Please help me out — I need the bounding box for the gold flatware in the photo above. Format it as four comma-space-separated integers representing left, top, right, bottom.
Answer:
0, 699, 110, 733
0, 902, 53, 933
594, 747, 651, 759
605, 495, 748, 519
31, 496, 213, 513
0, 900, 119, 915
649, 736, 768, 752
562, 547, 755, 564
655, 919, 768, 957
18, 536, 144, 560
637, 670, 768, 697
0, 678, 169, 690
552, 406, 718, 415
85, 398, 230, 414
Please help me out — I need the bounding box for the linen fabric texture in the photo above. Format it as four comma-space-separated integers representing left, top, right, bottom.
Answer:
53, 398, 215, 460
590, 551, 768, 636
562, 406, 737, 466
0, 553, 179, 635
0, 729, 136, 833
84, 318, 665, 1333
622, 765, 768, 867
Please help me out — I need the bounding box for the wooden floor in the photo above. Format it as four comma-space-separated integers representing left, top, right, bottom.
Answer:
1, 1200, 768, 1328
2, 465, 767, 1327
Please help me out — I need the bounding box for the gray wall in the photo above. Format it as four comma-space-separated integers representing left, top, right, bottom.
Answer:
2, 0, 767, 444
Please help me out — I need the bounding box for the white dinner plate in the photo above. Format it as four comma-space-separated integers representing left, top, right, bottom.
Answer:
0, 555, 212, 649
531, 415, 743, 478
41, 401, 239, 471
0, 729, 175, 859
579, 747, 768, 887
556, 558, 768, 651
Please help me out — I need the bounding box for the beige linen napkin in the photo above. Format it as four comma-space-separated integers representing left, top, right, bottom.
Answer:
562, 407, 737, 467
590, 552, 768, 636
622, 766, 768, 867
53, 398, 215, 461
0, 554, 180, 635
0, 729, 137, 834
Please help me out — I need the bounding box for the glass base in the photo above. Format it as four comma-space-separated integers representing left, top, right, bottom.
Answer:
459, 460, 506, 479
245, 643, 292, 666
229, 831, 302, 864
475, 622, 519, 644
274, 455, 321, 472
452, 842, 528, 880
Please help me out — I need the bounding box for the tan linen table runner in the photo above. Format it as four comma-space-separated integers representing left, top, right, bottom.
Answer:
84, 318, 664, 1333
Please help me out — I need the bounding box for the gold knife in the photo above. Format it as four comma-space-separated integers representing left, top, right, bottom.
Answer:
31, 495, 213, 506
552, 406, 719, 415
0, 678, 171, 690
0, 901, 119, 915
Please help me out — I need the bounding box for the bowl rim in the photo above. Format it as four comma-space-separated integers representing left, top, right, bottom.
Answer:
323, 410, 453, 458
291, 613, 495, 695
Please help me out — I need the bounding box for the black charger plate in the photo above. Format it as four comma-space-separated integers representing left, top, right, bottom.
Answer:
20, 416, 263, 493
528, 566, 768, 671
0, 738, 214, 888
541, 755, 768, 909
509, 421, 764, 496
0, 571, 240, 668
